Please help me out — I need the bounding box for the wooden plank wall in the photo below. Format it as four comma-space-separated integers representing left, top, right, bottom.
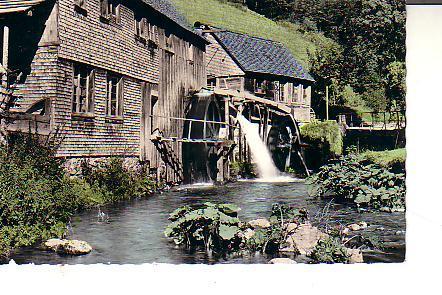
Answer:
147, 30, 206, 183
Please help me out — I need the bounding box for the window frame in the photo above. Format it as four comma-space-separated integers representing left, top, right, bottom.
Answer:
71, 65, 95, 117
106, 73, 124, 119
100, 0, 121, 24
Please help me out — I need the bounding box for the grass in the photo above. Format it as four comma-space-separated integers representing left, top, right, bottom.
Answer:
171, 0, 322, 67
301, 120, 343, 156
359, 149, 406, 169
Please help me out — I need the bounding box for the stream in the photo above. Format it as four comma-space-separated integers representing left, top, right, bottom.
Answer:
10, 180, 405, 265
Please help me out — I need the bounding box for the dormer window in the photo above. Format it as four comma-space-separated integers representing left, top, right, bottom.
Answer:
135, 17, 158, 47
100, 0, 121, 24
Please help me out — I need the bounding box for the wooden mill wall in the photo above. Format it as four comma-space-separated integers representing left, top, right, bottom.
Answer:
147, 30, 207, 183
6, 0, 207, 183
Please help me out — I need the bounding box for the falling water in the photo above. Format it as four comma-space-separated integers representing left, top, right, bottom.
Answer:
237, 114, 282, 180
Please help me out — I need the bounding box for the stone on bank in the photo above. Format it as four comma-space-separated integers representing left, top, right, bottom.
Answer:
43, 239, 92, 255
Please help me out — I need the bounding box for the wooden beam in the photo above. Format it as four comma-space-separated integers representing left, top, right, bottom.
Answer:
2, 25, 9, 87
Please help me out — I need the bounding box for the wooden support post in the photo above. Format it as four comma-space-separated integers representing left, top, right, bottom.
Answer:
325, 85, 329, 121
2, 25, 9, 87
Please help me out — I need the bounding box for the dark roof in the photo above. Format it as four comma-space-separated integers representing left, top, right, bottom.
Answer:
142, 0, 192, 31
213, 30, 314, 82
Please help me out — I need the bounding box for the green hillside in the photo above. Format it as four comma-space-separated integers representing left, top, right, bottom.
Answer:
171, 0, 318, 67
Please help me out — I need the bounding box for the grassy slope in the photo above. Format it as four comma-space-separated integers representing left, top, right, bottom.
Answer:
359, 149, 406, 168
171, 0, 318, 67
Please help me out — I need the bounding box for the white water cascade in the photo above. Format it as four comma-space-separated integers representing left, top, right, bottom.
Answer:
237, 114, 288, 181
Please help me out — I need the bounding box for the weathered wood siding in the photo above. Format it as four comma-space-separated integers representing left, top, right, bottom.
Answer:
205, 33, 244, 79
58, 0, 160, 84
7, 0, 207, 183
146, 30, 207, 182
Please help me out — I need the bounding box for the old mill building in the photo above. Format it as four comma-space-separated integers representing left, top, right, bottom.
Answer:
0, 0, 313, 183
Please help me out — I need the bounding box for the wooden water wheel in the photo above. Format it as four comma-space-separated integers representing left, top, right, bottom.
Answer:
183, 94, 223, 182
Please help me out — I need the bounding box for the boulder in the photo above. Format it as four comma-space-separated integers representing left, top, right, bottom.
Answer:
281, 223, 329, 255
43, 239, 65, 252
346, 248, 363, 263
268, 258, 297, 264
358, 222, 368, 229
348, 223, 361, 231
285, 223, 298, 234
43, 239, 92, 255
59, 240, 92, 255
248, 218, 271, 229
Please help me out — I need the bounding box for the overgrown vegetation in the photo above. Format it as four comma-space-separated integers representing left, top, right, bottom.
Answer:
0, 134, 159, 259
300, 121, 343, 169
230, 161, 256, 179
220, 0, 406, 117
307, 154, 405, 211
165, 203, 361, 263
358, 149, 406, 172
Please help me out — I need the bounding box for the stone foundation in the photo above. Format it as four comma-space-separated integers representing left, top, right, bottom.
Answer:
63, 156, 147, 177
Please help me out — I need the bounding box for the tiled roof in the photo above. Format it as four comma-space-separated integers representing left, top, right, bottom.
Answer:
142, 0, 192, 31
213, 30, 314, 82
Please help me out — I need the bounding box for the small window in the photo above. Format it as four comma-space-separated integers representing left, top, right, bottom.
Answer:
72, 65, 95, 114
279, 82, 286, 102
106, 74, 123, 117
100, 0, 120, 24
187, 44, 194, 61
292, 85, 300, 103
74, 0, 87, 14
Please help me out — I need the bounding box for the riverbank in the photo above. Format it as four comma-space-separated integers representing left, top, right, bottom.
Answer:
6, 180, 405, 265
0, 135, 163, 260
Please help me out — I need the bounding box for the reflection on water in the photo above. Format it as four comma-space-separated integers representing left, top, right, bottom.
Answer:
10, 181, 405, 265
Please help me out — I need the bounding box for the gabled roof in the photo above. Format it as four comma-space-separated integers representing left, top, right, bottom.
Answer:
212, 30, 314, 82
141, 0, 192, 32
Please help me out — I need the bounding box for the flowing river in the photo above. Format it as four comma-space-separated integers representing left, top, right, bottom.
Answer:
10, 180, 405, 265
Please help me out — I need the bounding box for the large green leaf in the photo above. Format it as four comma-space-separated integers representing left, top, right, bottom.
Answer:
219, 224, 239, 240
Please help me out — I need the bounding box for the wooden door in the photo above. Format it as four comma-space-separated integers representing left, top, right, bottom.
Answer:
140, 82, 152, 161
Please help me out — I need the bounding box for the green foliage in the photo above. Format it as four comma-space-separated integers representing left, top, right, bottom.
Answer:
171, 0, 327, 66
164, 202, 242, 253
301, 121, 343, 166
386, 61, 406, 110
230, 161, 256, 178
307, 154, 405, 210
0, 135, 159, 258
311, 237, 349, 264
80, 158, 159, 204
0, 135, 79, 257
358, 149, 406, 172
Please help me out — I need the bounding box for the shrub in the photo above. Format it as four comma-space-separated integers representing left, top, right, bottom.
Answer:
311, 237, 349, 264
0, 135, 80, 257
358, 149, 406, 173
230, 161, 256, 179
307, 154, 405, 211
301, 121, 343, 169
81, 158, 159, 204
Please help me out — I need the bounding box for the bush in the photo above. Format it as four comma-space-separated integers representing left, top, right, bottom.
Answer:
0, 135, 80, 257
301, 121, 343, 169
81, 158, 159, 204
307, 154, 405, 211
311, 237, 349, 264
230, 161, 256, 179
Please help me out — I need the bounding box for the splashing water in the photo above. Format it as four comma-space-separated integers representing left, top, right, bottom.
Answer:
237, 114, 293, 182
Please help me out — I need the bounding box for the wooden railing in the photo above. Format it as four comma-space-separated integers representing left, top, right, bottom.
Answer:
337, 110, 406, 130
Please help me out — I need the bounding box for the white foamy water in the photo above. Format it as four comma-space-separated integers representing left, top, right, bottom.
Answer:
237, 114, 293, 182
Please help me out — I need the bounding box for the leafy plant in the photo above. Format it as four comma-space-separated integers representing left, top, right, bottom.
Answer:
164, 202, 242, 254
307, 154, 405, 210
311, 237, 349, 264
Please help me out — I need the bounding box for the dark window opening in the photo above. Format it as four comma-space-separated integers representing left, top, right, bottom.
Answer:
72, 65, 95, 114
106, 74, 123, 117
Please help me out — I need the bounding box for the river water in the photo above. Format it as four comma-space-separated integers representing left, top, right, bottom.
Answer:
10, 180, 405, 265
